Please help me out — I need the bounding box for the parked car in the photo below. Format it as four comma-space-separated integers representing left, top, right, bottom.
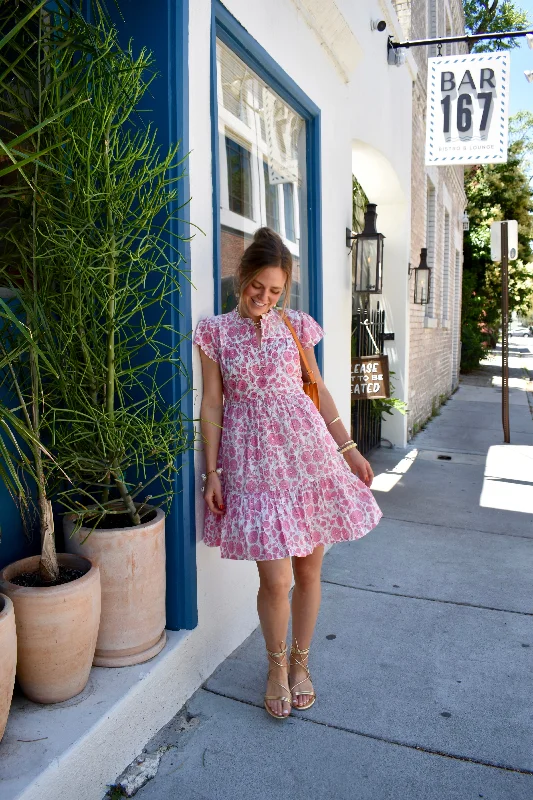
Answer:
508, 327, 532, 337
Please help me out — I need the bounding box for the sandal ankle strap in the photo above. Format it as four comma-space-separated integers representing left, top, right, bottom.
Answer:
266, 647, 287, 659
266, 642, 288, 669
290, 640, 310, 657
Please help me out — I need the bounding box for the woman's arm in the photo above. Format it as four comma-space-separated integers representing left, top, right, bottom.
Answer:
199, 350, 225, 515
303, 348, 374, 487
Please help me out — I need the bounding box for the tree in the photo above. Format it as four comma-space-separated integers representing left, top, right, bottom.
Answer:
464, 1, 530, 50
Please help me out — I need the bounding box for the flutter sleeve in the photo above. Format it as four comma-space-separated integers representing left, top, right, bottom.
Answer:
193, 317, 220, 363
297, 311, 324, 349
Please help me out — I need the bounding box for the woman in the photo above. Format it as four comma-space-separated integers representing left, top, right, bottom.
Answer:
194, 228, 382, 720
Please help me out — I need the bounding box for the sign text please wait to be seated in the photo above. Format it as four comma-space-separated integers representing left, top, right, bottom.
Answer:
351, 355, 390, 399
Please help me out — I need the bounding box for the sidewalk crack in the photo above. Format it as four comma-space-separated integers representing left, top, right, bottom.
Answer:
201, 688, 533, 776
381, 513, 533, 541
320, 579, 532, 616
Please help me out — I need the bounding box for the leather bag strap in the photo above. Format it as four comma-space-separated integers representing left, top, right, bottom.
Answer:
280, 313, 317, 384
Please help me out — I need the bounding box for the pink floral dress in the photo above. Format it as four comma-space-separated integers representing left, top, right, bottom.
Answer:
194, 308, 382, 560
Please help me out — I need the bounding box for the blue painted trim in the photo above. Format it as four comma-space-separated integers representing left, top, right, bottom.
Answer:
306, 112, 323, 371
166, 0, 198, 631
211, 6, 222, 316
212, 2, 323, 370
108, 0, 197, 630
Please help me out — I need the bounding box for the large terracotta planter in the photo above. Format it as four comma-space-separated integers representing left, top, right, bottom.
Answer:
0, 554, 100, 704
64, 507, 166, 667
0, 594, 16, 741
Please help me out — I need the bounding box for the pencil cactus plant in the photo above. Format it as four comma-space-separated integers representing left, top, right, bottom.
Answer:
0, 2, 192, 582
41, 17, 192, 531
0, 0, 91, 581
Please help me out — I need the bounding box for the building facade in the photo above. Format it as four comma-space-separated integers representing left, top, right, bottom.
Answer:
393, 0, 467, 433
0, 3, 467, 791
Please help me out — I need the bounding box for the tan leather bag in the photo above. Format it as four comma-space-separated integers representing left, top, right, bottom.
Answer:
281, 313, 320, 411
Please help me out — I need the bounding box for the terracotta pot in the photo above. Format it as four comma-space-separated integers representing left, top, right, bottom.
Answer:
0, 554, 100, 704
0, 594, 17, 741
64, 507, 166, 667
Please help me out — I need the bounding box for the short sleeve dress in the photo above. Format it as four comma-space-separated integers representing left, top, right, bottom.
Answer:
194, 307, 382, 560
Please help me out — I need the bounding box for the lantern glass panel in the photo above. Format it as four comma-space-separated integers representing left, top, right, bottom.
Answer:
356, 239, 379, 292
414, 267, 430, 304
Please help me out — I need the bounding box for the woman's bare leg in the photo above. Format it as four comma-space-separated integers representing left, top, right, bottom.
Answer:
256, 558, 293, 717
290, 545, 324, 707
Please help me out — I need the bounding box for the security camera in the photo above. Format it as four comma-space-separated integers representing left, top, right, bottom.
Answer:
371, 20, 387, 32
525, 70, 533, 83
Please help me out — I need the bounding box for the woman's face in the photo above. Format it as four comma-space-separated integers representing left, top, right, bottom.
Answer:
241, 266, 286, 319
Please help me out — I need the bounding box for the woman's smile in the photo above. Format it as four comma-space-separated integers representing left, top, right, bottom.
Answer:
241, 265, 286, 321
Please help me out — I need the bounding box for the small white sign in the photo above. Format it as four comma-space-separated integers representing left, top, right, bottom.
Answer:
490, 220, 519, 261
425, 53, 510, 165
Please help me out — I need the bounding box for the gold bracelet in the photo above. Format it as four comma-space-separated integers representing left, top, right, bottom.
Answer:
337, 439, 354, 452
339, 442, 358, 455
326, 416, 341, 427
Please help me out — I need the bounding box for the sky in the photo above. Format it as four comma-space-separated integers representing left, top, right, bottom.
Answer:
509, 0, 533, 117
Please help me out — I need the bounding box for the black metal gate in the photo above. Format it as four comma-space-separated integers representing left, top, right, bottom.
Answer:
351, 306, 385, 455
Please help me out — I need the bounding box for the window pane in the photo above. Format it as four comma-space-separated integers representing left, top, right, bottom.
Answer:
283, 183, 295, 242
264, 161, 280, 232
226, 137, 253, 219
217, 39, 308, 314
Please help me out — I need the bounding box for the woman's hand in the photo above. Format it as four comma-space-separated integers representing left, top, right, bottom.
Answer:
203, 473, 225, 516
344, 448, 374, 487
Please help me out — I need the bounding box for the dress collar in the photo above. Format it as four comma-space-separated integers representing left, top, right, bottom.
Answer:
233, 306, 278, 332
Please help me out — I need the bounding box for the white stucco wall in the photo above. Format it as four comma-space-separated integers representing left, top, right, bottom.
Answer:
187, 0, 414, 671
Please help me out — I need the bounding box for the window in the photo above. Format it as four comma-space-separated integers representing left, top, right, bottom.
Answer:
426, 180, 437, 317
428, 0, 438, 58
452, 250, 462, 381
445, 14, 453, 56
283, 183, 296, 242
264, 160, 280, 232
442, 210, 450, 322
216, 39, 308, 313
226, 137, 253, 219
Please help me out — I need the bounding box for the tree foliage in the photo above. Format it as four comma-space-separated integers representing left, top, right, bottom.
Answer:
461, 114, 533, 369
464, 1, 530, 51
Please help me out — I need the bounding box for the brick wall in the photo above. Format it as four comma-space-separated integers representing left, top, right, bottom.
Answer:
392, 0, 466, 435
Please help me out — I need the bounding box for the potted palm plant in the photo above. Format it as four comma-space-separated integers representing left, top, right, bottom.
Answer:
1, 6, 192, 668
0, 1, 101, 704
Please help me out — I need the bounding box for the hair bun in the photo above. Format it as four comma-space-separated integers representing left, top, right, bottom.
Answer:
253, 227, 280, 244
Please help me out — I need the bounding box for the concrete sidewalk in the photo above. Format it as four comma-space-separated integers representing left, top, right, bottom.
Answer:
108, 349, 533, 800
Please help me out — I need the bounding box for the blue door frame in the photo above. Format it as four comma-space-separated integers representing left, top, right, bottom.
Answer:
211, 1, 324, 369
90, 0, 197, 631
0, 1, 196, 629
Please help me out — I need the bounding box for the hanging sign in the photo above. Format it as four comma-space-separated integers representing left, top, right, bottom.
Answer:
425, 52, 509, 165
351, 355, 390, 399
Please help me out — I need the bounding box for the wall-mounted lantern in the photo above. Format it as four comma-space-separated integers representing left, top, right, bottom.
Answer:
409, 247, 431, 305
461, 211, 470, 231
346, 203, 385, 294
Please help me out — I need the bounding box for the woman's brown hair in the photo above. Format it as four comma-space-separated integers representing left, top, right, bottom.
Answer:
236, 227, 292, 311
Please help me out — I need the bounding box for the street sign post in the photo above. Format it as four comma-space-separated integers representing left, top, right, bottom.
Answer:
501, 223, 510, 444
490, 221, 518, 444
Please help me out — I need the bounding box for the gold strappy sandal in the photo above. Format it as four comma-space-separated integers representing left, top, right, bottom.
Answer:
289, 641, 316, 711
264, 644, 292, 720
